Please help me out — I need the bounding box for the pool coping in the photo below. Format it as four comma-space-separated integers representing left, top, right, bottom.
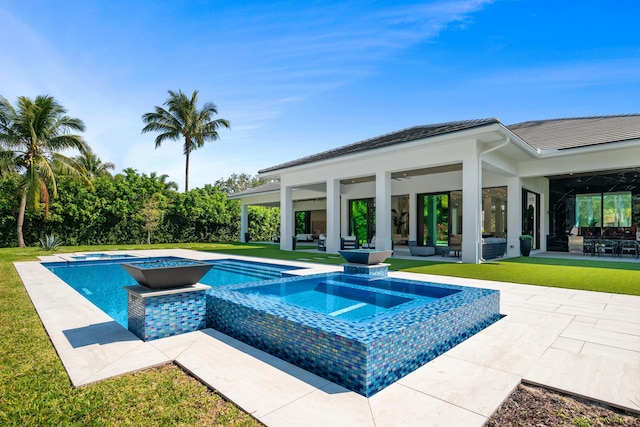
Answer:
15, 248, 640, 426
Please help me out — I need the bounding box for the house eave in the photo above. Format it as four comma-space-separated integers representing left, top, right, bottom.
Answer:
227, 189, 280, 200
259, 121, 517, 178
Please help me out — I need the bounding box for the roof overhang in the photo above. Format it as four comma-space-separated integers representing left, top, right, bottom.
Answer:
259, 121, 540, 179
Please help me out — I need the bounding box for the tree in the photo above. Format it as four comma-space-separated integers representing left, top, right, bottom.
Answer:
142, 89, 230, 191
140, 193, 165, 245
75, 149, 115, 179
0, 95, 91, 247
214, 173, 271, 194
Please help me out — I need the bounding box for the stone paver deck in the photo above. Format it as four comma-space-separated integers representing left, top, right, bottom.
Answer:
14, 249, 640, 426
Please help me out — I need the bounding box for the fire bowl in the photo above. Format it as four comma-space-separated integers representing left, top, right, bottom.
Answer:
121, 259, 213, 289
338, 249, 393, 265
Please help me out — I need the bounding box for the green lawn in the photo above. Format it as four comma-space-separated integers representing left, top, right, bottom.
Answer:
0, 245, 260, 426
1, 243, 639, 425
204, 242, 640, 296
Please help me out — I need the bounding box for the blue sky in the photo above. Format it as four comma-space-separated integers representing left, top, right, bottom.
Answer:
1, 1, 639, 190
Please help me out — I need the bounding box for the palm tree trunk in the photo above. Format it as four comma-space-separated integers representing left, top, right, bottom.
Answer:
17, 192, 27, 247
184, 148, 190, 192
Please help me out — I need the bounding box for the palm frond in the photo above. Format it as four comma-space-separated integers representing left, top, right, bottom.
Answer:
142, 89, 230, 191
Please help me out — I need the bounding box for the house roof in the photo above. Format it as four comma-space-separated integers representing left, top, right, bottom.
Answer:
507, 114, 640, 152
258, 114, 640, 175
258, 118, 499, 174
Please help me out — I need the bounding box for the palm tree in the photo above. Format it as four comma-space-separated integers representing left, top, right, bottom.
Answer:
0, 148, 15, 176
75, 149, 115, 179
141, 89, 230, 191
0, 95, 91, 247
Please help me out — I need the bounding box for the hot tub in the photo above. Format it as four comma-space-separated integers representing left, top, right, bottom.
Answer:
207, 273, 500, 396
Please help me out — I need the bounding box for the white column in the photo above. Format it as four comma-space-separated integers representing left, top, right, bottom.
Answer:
280, 185, 294, 250
341, 194, 349, 237
326, 179, 341, 253
540, 179, 550, 251
462, 144, 481, 263
375, 171, 392, 251
240, 204, 249, 242
506, 176, 521, 257
408, 192, 417, 242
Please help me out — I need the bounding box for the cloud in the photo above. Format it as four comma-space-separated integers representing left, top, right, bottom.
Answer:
0, 1, 498, 188
475, 58, 640, 89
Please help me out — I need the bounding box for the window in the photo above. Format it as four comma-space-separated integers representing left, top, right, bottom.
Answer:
575, 193, 601, 227
603, 192, 632, 227
484, 187, 507, 237
575, 192, 631, 228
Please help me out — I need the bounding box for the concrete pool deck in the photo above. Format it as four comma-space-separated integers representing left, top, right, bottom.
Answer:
14, 249, 640, 426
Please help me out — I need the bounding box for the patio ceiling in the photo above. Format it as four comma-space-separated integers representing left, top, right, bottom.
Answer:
339, 164, 464, 185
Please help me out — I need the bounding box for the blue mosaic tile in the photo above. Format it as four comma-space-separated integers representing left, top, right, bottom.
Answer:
343, 264, 389, 276
206, 272, 500, 396
128, 288, 208, 341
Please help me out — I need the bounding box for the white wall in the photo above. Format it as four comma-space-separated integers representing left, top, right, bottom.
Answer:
519, 145, 640, 178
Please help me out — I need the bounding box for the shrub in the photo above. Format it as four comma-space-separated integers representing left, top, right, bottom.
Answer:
40, 234, 63, 251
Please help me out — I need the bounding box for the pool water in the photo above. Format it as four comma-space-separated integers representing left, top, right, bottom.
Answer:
70, 253, 136, 260
44, 257, 295, 327
126, 259, 204, 269
237, 275, 456, 322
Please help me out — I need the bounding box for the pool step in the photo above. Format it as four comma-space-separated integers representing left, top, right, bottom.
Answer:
208, 262, 281, 280
328, 302, 367, 317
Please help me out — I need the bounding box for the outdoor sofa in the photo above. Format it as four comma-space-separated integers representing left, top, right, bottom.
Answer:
295, 233, 314, 242
482, 237, 507, 259
340, 236, 359, 250
408, 240, 435, 256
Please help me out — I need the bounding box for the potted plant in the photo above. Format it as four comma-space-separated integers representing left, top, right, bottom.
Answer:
519, 235, 533, 256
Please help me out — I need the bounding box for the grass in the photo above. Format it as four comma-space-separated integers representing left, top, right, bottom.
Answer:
0, 246, 261, 426
200, 242, 640, 296
1, 242, 639, 424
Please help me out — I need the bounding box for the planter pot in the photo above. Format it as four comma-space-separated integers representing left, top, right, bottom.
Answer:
520, 239, 532, 257
338, 249, 393, 265
121, 259, 213, 289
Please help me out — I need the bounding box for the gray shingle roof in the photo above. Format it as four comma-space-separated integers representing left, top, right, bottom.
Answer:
507, 114, 640, 151
258, 114, 640, 175
258, 118, 499, 174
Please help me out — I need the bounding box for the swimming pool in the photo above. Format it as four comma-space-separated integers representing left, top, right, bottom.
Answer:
208, 273, 500, 396
44, 256, 500, 396
44, 257, 297, 327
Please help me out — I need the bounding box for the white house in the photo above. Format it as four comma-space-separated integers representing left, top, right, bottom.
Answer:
230, 115, 640, 263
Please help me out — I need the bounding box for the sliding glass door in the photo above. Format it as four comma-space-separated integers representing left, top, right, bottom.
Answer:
295, 211, 310, 234
522, 189, 540, 249
417, 193, 451, 246
349, 198, 375, 242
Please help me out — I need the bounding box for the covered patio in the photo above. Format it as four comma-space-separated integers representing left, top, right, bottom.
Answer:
231, 115, 640, 264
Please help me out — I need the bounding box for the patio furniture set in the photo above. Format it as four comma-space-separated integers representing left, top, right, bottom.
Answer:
583, 238, 640, 258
